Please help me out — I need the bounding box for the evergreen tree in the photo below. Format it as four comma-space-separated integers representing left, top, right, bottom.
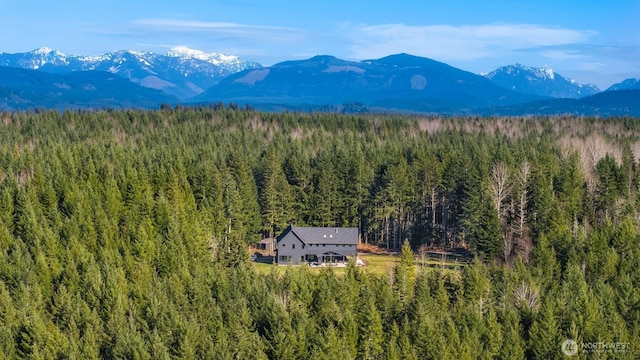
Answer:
357, 296, 384, 359
394, 240, 416, 308
498, 309, 526, 360
228, 149, 262, 242
259, 147, 293, 238
528, 298, 560, 360
0, 108, 639, 359
595, 154, 623, 221
310, 151, 341, 227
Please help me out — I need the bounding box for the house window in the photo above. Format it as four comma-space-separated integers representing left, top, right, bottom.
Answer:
279, 255, 291, 263
292, 244, 296, 249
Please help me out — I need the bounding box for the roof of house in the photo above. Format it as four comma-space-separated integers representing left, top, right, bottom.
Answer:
277, 225, 358, 245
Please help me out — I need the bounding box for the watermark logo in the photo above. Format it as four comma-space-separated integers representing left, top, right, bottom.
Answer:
561, 339, 578, 356
561, 339, 631, 356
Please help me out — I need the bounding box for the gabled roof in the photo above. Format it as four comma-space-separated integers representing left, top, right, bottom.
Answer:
277, 225, 358, 245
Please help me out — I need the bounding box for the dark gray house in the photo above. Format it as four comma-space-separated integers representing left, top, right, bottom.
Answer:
276, 225, 359, 265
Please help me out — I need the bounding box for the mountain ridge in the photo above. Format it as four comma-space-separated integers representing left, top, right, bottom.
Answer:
483, 64, 600, 98
195, 53, 544, 111
1, 48, 638, 116
0, 66, 176, 110
481, 89, 640, 117
607, 78, 640, 91
0, 48, 262, 99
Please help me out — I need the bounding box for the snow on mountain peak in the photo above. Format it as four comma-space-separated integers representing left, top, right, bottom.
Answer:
168, 46, 207, 58
539, 65, 555, 80
167, 46, 241, 65
30, 47, 69, 58
22, 48, 71, 69
33, 47, 53, 55
0, 47, 261, 99
125, 49, 149, 57
501, 64, 555, 80
483, 63, 601, 98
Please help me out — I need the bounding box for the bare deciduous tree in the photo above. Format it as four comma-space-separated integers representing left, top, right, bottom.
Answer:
490, 162, 511, 223
418, 244, 429, 267
502, 227, 514, 264
514, 161, 532, 262
514, 282, 539, 312
516, 161, 530, 239
491, 162, 515, 264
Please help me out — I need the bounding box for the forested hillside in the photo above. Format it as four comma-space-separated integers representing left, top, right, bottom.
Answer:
0, 107, 638, 358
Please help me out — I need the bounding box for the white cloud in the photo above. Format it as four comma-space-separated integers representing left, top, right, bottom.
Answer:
347, 23, 596, 61
540, 50, 588, 60
574, 62, 608, 71
131, 18, 305, 42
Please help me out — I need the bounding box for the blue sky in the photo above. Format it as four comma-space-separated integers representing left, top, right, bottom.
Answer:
1, 0, 638, 88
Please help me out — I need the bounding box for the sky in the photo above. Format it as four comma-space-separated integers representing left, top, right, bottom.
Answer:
1, 0, 638, 89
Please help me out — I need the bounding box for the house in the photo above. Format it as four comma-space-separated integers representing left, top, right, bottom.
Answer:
276, 225, 359, 265
257, 238, 276, 256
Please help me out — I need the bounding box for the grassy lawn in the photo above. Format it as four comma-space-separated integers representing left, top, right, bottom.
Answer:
252, 253, 466, 276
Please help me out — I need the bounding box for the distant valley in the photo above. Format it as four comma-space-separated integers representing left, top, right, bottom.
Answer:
0, 48, 639, 116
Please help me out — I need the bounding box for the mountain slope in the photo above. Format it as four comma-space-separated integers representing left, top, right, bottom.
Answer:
483, 64, 600, 98
195, 53, 542, 112
0, 67, 175, 110
482, 89, 640, 117
606, 78, 640, 91
0, 48, 262, 100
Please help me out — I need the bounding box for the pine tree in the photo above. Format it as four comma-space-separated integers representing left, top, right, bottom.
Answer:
480, 308, 503, 359
498, 309, 526, 360
394, 240, 416, 308
227, 149, 261, 242
259, 147, 293, 238
595, 154, 623, 221
310, 151, 340, 227
357, 296, 384, 360
528, 298, 560, 359
474, 198, 502, 259
283, 146, 312, 225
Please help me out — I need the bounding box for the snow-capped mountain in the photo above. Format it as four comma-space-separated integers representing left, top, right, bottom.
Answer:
167, 46, 247, 66
483, 64, 600, 99
606, 78, 640, 91
0, 48, 261, 99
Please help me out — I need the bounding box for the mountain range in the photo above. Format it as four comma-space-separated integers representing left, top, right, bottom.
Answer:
0, 66, 174, 111
482, 89, 640, 117
195, 54, 542, 112
0, 48, 639, 116
0, 47, 261, 100
606, 78, 640, 92
482, 64, 600, 99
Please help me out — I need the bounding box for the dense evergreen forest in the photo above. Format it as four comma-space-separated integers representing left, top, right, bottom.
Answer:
0, 107, 638, 358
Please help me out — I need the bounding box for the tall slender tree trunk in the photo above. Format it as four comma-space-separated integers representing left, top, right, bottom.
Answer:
431, 188, 437, 228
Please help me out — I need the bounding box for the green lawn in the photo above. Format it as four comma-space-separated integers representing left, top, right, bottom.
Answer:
252, 253, 465, 276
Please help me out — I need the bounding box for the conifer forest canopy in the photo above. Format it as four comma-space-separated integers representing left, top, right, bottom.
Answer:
0, 107, 638, 358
